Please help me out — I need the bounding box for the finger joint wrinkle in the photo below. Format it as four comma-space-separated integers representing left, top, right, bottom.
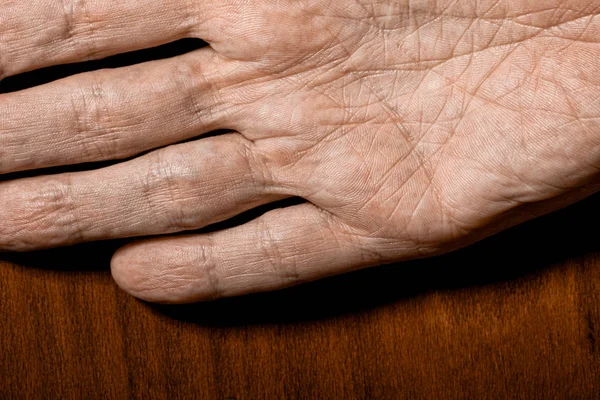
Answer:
61, 0, 102, 60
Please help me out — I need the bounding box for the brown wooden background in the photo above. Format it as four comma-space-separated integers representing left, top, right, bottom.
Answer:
1, 40, 599, 400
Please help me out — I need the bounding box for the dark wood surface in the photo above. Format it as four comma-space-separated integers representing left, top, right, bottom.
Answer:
1, 41, 600, 400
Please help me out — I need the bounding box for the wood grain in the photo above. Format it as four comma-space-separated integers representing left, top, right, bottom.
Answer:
1, 40, 599, 400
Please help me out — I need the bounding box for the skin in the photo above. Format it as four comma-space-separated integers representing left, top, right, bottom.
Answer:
0, 0, 599, 303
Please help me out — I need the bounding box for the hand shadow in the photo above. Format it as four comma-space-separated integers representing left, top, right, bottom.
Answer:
3, 193, 599, 324
1, 39, 599, 324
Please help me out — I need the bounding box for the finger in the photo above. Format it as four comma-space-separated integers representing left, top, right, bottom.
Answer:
0, 134, 286, 251
111, 203, 380, 303
0, 0, 219, 78
0, 48, 246, 174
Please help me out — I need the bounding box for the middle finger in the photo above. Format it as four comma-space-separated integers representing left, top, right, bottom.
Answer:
0, 48, 246, 174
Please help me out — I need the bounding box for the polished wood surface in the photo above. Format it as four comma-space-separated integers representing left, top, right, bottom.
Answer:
1, 41, 599, 399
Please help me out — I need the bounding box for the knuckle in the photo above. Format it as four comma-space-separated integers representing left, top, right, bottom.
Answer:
194, 243, 226, 300
72, 73, 127, 160
241, 142, 281, 191
61, 0, 103, 60
253, 214, 301, 286
241, 142, 269, 188
170, 56, 221, 125
142, 149, 196, 231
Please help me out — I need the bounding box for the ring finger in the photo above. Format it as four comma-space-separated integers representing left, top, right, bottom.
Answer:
0, 134, 288, 251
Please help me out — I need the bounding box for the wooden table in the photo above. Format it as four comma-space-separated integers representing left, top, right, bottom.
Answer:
1, 40, 599, 400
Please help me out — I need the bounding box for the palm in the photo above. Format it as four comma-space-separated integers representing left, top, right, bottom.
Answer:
1, 0, 599, 302
214, 0, 600, 249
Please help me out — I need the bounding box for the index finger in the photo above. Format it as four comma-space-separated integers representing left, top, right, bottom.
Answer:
0, 0, 219, 79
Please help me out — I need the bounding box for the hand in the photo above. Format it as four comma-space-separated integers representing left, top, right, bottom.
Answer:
1, 0, 599, 302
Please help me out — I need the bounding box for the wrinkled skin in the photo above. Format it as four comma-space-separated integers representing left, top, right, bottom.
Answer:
0, 0, 599, 302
